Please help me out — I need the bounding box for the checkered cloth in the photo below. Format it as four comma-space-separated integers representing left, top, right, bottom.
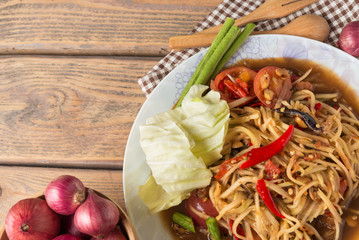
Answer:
138, 0, 359, 96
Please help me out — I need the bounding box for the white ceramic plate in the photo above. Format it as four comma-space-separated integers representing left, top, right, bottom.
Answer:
123, 34, 359, 240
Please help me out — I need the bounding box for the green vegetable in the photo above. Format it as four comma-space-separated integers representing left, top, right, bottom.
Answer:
172, 212, 196, 233
139, 85, 230, 213
194, 25, 241, 86
206, 217, 222, 240
175, 17, 237, 108
175, 20, 256, 108
211, 23, 256, 79
138, 176, 187, 214
189, 18, 235, 86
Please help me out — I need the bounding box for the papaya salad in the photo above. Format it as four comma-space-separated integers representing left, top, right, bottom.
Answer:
138, 18, 359, 240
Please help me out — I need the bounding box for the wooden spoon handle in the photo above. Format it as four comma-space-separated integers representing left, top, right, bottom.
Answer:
170, 15, 329, 51
170, 34, 216, 51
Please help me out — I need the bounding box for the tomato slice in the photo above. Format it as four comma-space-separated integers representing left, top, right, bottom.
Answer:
211, 66, 257, 102
253, 66, 292, 108
185, 191, 218, 229
339, 178, 347, 196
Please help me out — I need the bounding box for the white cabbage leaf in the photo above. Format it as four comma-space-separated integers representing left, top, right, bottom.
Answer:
138, 85, 230, 213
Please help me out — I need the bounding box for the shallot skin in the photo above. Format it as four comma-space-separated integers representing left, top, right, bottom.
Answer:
74, 189, 120, 239
90, 226, 127, 240
61, 214, 91, 239
53, 234, 84, 240
5, 198, 60, 240
44, 175, 86, 215
338, 21, 359, 57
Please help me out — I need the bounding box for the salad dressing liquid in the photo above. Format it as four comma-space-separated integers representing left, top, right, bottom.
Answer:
236, 57, 359, 115
342, 196, 359, 239
160, 57, 359, 240
161, 202, 232, 240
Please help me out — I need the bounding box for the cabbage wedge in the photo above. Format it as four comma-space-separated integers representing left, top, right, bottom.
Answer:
139, 85, 230, 213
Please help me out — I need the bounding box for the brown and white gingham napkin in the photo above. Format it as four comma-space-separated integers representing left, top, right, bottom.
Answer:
138, 0, 359, 96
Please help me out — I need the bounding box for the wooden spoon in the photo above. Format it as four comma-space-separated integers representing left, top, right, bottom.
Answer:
169, 15, 330, 51
194, 0, 319, 35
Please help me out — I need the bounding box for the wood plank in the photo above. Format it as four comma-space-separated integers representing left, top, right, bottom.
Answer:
133, 0, 221, 7
0, 55, 154, 168
0, 166, 123, 228
0, 0, 220, 56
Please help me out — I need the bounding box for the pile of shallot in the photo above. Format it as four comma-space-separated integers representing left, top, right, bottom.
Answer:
4, 175, 127, 240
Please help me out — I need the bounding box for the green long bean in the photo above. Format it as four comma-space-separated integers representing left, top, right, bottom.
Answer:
210, 23, 256, 80
175, 17, 236, 108
194, 25, 241, 86
172, 212, 196, 233
175, 20, 256, 108
206, 217, 222, 240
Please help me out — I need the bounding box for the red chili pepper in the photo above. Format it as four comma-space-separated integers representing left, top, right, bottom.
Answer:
240, 125, 294, 169
240, 82, 249, 94
314, 103, 322, 111
218, 79, 225, 91
214, 158, 233, 180
235, 78, 249, 95
256, 179, 285, 218
249, 102, 264, 108
223, 79, 248, 98
214, 154, 248, 179
229, 219, 245, 239
264, 160, 281, 179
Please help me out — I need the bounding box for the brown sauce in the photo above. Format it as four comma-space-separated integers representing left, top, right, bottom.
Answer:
235, 57, 359, 114
161, 57, 359, 239
161, 201, 233, 240
342, 196, 359, 239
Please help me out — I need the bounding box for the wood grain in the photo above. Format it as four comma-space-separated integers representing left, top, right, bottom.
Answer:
0, 0, 220, 56
133, 0, 221, 7
0, 55, 155, 168
0, 166, 123, 228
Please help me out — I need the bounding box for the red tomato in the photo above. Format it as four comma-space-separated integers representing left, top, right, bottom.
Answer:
211, 66, 257, 102
185, 191, 218, 229
253, 66, 292, 108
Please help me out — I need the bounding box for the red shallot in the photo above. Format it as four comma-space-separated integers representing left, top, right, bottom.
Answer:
5, 198, 60, 240
74, 189, 120, 239
61, 214, 91, 239
90, 226, 127, 240
44, 175, 86, 215
53, 234, 84, 240
338, 21, 359, 57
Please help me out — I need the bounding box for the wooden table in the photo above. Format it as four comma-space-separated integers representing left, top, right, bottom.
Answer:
0, 0, 222, 228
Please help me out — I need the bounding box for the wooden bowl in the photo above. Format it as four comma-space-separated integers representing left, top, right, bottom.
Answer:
0, 189, 138, 240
